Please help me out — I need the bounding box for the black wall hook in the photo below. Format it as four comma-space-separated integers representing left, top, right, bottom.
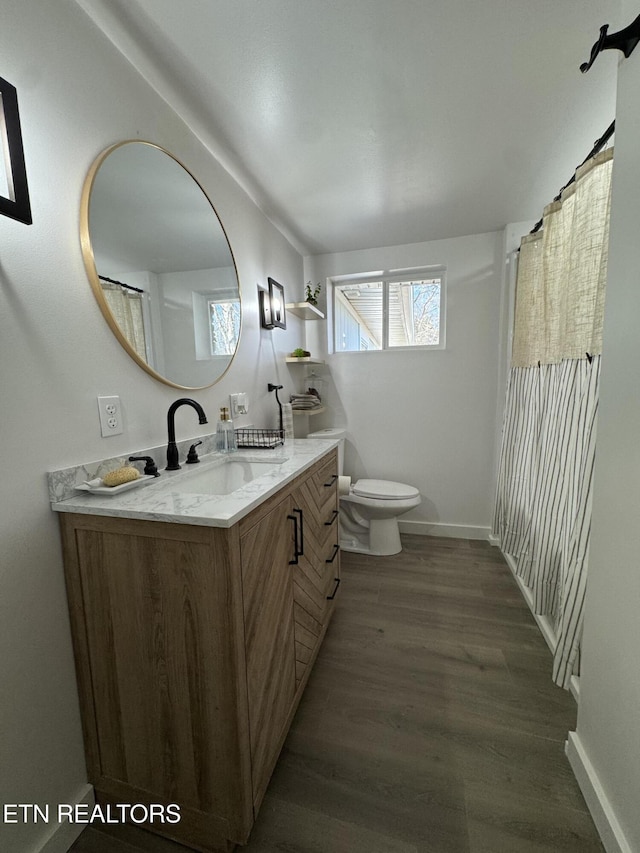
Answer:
580, 13, 640, 73
268, 383, 284, 433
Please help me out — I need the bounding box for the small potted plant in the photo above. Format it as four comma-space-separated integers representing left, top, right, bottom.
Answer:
305, 281, 321, 306
291, 347, 311, 358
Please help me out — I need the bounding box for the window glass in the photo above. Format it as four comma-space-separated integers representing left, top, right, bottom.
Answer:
333, 271, 444, 352
209, 299, 241, 356
388, 279, 441, 347
335, 282, 383, 352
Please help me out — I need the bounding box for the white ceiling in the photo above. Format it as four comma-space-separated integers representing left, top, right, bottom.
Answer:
75, 0, 622, 256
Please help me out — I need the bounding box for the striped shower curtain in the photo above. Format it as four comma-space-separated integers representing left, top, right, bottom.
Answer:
493, 149, 612, 688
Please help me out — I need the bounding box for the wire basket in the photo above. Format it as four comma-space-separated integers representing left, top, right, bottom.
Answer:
235, 428, 284, 449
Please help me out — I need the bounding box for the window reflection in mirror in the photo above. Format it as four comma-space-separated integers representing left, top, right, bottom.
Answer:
81, 141, 241, 389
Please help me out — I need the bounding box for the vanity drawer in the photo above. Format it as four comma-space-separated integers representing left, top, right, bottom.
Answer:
291, 456, 338, 546
309, 450, 340, 500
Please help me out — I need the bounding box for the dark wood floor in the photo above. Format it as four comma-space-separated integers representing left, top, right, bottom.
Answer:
71, 536, 603, 853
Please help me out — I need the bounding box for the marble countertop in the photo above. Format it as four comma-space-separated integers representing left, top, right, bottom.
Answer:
50, 439, 338, 528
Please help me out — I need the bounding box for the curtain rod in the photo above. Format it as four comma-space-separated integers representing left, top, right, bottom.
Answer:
529, 119, 615, 235
98, 274, 145, 294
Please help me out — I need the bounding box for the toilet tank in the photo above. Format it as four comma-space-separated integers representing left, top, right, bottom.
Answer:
306, 428, 345, 475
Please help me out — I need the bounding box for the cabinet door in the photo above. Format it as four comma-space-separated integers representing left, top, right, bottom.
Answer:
290, 452, 341, 686
240, 496, 297, 807
65, 520, 249, 840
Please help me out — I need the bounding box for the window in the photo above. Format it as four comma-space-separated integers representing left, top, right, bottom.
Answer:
333, 271, 445, 352
208, 296, 240, 356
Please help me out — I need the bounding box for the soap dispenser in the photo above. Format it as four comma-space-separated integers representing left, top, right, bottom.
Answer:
216, 407, 237, 453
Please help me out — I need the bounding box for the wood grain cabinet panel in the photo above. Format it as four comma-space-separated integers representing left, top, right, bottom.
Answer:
239, 495, 297, 808
58, 448, 340, 853
289, 473, 338, 687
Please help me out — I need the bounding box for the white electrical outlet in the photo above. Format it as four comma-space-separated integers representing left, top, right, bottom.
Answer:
229, 393, 248, 417
97, 395, 123, 437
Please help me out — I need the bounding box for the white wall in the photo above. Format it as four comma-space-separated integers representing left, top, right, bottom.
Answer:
4, 2, 630, 851
0, 2, 305, 850
568, 16, 640, 852
304, 231, 504, 537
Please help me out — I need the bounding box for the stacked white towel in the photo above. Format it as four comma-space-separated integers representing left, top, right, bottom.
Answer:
290, 393, 322, 411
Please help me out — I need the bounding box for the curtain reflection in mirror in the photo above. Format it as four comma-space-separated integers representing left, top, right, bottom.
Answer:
101, 282, 147, 361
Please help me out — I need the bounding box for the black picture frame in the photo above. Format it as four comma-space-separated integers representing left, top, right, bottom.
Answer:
268, 277, 286, 329
0, 75, 32, 225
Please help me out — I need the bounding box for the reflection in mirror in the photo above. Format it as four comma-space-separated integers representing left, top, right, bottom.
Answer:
81, 141, 241, 389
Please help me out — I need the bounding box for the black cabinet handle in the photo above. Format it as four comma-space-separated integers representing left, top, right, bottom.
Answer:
288, 514, 299, 564
324, 509, 339, 526
326, 577, 341, 600
324, 474, 339, 487
326, 543, 340, 563
293, 508, 304, 556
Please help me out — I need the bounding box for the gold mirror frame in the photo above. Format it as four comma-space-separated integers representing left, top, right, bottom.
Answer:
80, 140, 241, 390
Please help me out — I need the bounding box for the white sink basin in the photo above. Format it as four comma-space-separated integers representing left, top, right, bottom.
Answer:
164, 458, 284, 496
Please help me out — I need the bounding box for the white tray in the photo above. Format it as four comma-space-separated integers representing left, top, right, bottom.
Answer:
75, 475, 155, 495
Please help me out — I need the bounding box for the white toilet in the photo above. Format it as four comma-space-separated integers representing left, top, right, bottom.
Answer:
306, 428, 421, 556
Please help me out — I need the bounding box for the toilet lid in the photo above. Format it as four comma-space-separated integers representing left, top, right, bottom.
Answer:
351, 479, 420, 500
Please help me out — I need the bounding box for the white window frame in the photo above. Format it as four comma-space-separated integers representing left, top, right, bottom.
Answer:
330, 267, 446, 354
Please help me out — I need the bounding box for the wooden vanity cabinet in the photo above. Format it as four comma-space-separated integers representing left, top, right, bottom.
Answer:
58, 448, 340, 853
238, 450, 341, 810
290, 452, 341, 686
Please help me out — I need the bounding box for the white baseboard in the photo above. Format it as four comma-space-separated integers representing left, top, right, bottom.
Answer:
494, 549, 584, 706
501, 552, 557, 655
566, 732, 632, 853
569, 674, 581, 704
398, 520, 491, 540
33, 784, 94, 853
499, 551, 626, 852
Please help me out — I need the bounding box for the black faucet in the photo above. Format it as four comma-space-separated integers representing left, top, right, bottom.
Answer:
166, 398, 208, 470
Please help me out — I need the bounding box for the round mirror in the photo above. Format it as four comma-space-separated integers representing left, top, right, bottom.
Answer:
81, 141, 241, 389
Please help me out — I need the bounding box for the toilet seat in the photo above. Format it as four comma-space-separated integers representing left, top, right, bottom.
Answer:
352, 479, 420, 500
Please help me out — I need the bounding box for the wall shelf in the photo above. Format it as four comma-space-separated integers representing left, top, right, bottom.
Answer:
292, 406, 326, 416
285, 302, 325, 320
285, 356, 325, 364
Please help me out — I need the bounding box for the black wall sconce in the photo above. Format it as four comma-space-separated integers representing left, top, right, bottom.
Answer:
259, 277, 287, 329
0, 75, 32, 225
